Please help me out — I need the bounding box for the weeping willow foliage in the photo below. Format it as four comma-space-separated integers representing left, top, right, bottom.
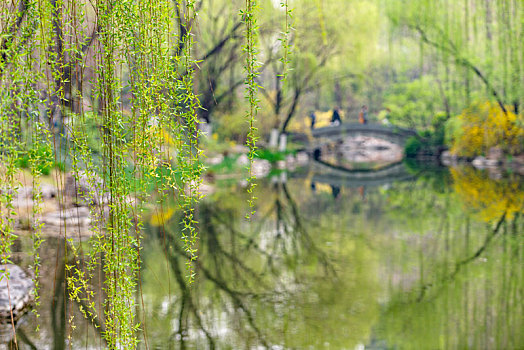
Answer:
0, 0, 265, 347
279, 0, 293, 83
242, 0, 260, 216
387, 0, 524, 117
314, 0, 327, 45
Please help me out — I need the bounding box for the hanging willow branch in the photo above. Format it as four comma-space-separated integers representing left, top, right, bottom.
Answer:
242, 0, 260, 217
174, 0, 204, 283
0, 0, 294, 346
279, 0, 293, 83
0, 0, 30, 77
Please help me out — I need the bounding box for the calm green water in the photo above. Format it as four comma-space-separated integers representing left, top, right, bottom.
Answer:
5, 163, 524, 349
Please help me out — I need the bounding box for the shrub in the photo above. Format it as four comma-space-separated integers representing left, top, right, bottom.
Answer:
16, 145, 59, 175
450, 102, 524, 157
255, 149, 287, 163
404, 136, 422, 158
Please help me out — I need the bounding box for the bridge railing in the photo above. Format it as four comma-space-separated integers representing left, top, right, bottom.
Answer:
311, 123, 417, 138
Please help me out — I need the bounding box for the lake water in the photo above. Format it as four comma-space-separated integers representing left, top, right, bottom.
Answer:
4, 162, 524, 349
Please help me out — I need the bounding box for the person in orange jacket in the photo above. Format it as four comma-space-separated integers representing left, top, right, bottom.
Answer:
358, 105, 368, 124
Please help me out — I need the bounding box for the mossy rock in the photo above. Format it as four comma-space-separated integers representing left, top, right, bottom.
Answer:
0, 265, 34, 322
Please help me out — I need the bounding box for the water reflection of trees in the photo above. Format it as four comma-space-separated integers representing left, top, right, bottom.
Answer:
451, 166, 524, 221
140, 181, 372, 348
9, 167, 520, 349
381, 213, 523, 349
142, 169, 523, 349
144, 188, 315, 348
5, 238, 105, 349
377, 170, 524, 350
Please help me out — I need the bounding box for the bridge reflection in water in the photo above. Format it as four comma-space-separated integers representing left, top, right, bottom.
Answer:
310, 160, 414, 188
289, 160, 415, 193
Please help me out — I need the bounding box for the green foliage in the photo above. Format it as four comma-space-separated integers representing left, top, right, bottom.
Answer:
207, 155, 240, 174
16, 145, 62, 175
404, 136, 422, 157
255, 149, 287, 163
387, 0, 524, 121
383, 76, 444, 129
430, 112, 447, 145
1, 0, 522, 347
214, 110, 250, 142
0, 0, 269, 345
242, 0, 261, 216
278, 0, 293, 83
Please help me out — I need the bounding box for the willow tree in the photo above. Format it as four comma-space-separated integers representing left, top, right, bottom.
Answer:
387, 0, 524, 116
0, 0, 266, 347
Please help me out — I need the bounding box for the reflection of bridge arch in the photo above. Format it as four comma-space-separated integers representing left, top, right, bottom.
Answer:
310, 160, 414, 188
296, 123, 417, 151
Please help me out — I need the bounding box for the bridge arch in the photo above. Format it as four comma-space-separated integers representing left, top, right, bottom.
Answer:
308, 123, 418, 150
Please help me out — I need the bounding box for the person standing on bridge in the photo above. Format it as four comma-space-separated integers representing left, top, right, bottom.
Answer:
309, 110, 316, 130
331, 107, 342, 126
359, 105, 368, 124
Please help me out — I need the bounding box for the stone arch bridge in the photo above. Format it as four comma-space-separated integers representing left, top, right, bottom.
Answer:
291, 123, 418, 151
